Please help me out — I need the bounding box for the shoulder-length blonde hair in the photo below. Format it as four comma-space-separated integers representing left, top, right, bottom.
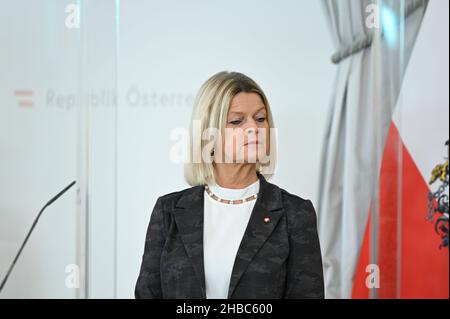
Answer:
184, 71, 277, 186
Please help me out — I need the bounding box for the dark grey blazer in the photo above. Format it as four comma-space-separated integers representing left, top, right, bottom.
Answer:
135, 173, 324, 299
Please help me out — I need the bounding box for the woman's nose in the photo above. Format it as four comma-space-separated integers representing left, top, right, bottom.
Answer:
245, 118, 259, 135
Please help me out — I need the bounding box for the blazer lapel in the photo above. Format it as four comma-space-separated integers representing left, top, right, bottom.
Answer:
227, 173, 284, 298
172, 185, 207, 298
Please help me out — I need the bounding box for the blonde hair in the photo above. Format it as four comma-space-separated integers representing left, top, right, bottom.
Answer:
184, 71, 277, 186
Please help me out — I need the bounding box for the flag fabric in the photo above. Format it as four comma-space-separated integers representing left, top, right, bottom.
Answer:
352, 0, 449, 298
318, 0, 431, 298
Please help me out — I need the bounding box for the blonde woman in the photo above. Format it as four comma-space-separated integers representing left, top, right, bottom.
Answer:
135, 71, 324, 299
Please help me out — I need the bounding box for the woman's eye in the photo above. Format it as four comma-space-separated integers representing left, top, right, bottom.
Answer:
256, 117, 266, 122
229, 120, 242, 125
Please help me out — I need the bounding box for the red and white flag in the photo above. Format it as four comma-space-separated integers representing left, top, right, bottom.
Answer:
353, 0, 449, 298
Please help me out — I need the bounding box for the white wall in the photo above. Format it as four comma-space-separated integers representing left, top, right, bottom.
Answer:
0, 0, 80, 298
0, 0, 335, 298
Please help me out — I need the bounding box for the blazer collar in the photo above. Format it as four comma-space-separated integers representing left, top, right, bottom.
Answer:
172, 172, 284, 299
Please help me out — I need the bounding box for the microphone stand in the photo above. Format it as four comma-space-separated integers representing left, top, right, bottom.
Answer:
0, 180, 77, 293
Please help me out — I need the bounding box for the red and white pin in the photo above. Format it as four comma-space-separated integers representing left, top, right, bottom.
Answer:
263, 217, 270, 223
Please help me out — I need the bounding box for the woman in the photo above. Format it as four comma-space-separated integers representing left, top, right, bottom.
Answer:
135, 71, 324, 299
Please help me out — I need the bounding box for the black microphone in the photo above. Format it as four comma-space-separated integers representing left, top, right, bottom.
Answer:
0, 180, 77, 293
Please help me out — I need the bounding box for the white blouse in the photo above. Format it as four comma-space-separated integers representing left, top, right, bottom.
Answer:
203, 178, 260, 299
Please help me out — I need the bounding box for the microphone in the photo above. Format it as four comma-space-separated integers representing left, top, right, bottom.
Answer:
0, 180, 77, 293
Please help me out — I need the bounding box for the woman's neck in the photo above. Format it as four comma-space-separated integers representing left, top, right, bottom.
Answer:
212, 163, 258, 189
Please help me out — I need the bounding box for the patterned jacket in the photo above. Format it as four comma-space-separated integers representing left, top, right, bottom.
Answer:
135, 173, 324, 299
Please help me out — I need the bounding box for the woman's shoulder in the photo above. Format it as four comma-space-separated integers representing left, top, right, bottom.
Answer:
155, 185, 203, 209
275, 185, 317, 218
271, 186, 318, 233
278, 186, 308, 205
268, 179, 309, 207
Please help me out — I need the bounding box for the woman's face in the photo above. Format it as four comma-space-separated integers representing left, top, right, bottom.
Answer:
218, 92, 270, 164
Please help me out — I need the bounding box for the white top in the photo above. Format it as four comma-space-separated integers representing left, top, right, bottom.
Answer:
203, 178, 260, 299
